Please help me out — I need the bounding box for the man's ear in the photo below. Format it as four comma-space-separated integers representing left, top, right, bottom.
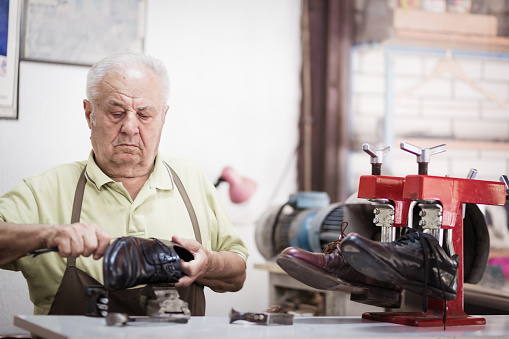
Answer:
162, 104, 169, 123
84, 99, 93, 129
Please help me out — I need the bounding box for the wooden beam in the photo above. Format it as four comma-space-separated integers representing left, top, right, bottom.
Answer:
298, 0, 354, 202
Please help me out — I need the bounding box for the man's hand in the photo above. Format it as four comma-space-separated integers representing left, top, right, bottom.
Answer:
45, 223, 111, 260
171, 235, 246, 293
171, 235, 211, 287
0, 221, 111, 265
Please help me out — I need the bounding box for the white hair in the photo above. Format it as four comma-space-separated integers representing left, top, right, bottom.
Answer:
86, 52, 170, 106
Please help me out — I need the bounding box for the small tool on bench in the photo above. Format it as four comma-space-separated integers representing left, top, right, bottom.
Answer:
229, 308, 294, 325
106, 312, 189, 326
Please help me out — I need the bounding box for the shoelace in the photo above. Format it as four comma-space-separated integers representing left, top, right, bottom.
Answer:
323, 222, 348, 255
397, 227, 448, 329
150, 238, 181, 280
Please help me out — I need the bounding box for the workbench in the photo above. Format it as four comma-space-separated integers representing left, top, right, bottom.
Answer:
13, 314, 509, 338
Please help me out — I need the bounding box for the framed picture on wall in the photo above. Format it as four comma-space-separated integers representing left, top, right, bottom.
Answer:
0, 0, 21, 119
22, 0, 146, 66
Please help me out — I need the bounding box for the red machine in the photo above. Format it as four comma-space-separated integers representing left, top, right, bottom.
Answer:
357, 142, 507, 327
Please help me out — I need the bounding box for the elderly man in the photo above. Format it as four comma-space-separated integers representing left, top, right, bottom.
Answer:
0, 53, 248, 316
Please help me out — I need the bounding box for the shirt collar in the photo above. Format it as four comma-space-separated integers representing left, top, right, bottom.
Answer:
150, 153, 175, 190
85, 151, 175, 191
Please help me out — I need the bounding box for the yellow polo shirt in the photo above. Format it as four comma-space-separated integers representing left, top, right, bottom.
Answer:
0, 151, 248, 315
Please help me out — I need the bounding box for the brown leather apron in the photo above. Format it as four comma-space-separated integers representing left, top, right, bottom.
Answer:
48, 164, 206, 316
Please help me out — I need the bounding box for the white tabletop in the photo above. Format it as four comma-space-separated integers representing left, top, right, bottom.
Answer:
13, 314, 509, 339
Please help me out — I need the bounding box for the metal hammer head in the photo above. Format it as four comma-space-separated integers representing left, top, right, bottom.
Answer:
105, 312, 129, 326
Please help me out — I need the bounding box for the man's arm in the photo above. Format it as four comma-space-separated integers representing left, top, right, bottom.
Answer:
172, 235, 246, 293
0, 221, 111, 265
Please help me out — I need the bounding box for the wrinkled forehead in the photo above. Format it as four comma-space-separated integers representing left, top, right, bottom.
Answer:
95, 67, 166, 107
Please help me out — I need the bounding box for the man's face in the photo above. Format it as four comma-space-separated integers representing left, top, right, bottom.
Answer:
84, 67, 169, 178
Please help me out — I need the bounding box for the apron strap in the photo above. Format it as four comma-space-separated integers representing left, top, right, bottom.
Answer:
67, 166, 88, 267
165, 163, 202, 245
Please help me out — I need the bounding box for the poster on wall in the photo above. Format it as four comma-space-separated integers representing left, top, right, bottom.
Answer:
0, 0, 21, 119
22, 0, 146, 66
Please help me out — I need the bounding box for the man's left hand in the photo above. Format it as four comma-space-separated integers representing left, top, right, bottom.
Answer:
171, 235, 246, 292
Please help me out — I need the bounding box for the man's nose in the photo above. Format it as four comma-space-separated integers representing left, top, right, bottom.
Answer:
120, 112, 139, 135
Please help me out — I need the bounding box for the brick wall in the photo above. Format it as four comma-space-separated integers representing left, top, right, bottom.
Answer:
348, 45, 509, 193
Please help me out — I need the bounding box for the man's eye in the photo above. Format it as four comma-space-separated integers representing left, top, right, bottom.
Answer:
138, 113, 150, 119
111, 112, 124, 117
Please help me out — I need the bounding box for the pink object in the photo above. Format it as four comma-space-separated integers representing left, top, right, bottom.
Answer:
488, 257, 509, 278
218, 167, 257, 203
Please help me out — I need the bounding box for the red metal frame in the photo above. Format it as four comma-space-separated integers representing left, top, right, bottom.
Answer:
358, 174, 506, 327
357, 175, 412, 228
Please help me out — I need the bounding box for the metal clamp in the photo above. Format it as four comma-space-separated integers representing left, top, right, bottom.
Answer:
371, 201, 396, 242
143, 286, 191, 319
362, 143, 390, 175
85, 286, 109, 318
400, 142, 446, 175
418, 203, 443, 238
106, 286, 191, 326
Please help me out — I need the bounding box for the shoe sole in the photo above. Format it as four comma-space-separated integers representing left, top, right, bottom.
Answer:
276, 254, 403, 308
341, 240, 457, 301
276, 254, 369, 294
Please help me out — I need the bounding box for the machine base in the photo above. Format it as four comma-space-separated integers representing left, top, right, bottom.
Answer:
362, 311, 486, 327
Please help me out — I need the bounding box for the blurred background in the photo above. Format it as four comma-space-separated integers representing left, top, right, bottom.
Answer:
1, 0, 509, 335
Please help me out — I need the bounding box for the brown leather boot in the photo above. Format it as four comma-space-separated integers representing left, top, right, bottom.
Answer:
276, 228, 402, 308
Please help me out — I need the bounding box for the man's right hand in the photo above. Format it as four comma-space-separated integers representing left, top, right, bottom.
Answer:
0, 221, 111, 265
45, 223, 111, 260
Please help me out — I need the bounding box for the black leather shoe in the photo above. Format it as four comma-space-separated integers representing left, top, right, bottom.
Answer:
103, 237, 194, 291
276, 237, 403, 308
340, 228, 460, 301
